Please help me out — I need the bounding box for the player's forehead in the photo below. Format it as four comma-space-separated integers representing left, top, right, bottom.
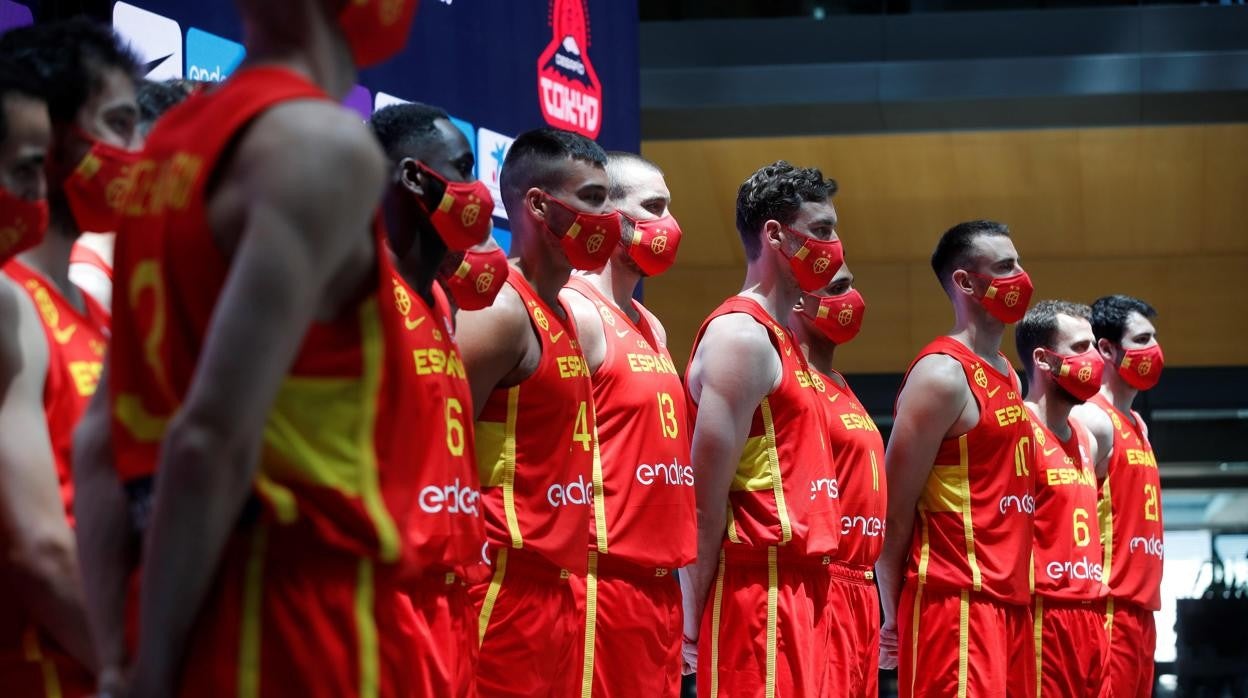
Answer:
1122, 310, 1156, 338
1054, 312, 1093, 345
969, 234, 1018, 266
790, 197, 837, 228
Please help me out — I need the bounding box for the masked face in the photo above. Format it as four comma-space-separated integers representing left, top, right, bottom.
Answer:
441, 242, 509, 310
1043, 347, 1104, 402
0, 187, 49, 264
413, 164, 493, 251
780, 225, 844, 293
619, 211, 681, 277
966, 269, 1034, 324
802, 287, 866, 346
1115, 343, 1164, 391
542, 194, 622, 270
336, 0, 421, 68
60, 128, 141, 234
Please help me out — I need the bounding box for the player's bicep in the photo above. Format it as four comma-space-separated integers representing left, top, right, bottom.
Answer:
455, 295, 528, 420
885, 356, 968, 511
559, 290, 605, 372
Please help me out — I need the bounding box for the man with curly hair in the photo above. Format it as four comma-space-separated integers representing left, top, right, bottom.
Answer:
681, 160, 845, 697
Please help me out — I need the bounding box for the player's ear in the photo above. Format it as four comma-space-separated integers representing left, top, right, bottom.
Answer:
1097, 337, 1116, 363
525, 187, 547, 222
1033, 348, 1051, 375
398, 158, 424, 197
762, 220, 783, 252
951, 269, 976, 297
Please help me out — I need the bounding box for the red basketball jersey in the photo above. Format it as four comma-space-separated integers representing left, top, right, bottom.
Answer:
900, 337, 1034, 605
1089, 393, 1163, 611
3, 260, 108, 524
810, 368, 887, 570
563, 277, 695, 569
474, 272, 596, 574
109, 67, 417, 565
1028, 408, 1107, 601
685, 296, 839, 558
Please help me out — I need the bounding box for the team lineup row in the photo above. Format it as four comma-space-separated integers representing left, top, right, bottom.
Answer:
0, 2, 1164, 698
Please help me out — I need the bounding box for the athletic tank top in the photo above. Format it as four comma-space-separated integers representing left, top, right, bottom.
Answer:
1089, 393, 1163, 610
1028, 408, 1107, 601
109, 67, 409, 564
377, 246, 485, 573
810, 368, 887, 571
900, 336, 1034, 605
685, 297, 839, 557
3, 260, 108, 524
474, 271, 596, 574
563, 277, 695, 569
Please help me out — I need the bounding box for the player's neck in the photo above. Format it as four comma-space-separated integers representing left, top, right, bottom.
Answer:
792, 320, 837, 375
740, 257, 800, 326
949, 305, 1004, 362
17, 212, 80, 302
241, 15, 357, 100
1026, 389, 1073, 441
578, 261, 641, 323
1100, 379, 1139, 422
515, 249, 571, 313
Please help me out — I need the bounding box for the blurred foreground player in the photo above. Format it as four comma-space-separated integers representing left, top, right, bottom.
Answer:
682, 161, 843, 697
789, 262, 887, 698
1017, 300, 1111, 697
878, 220, 1036, 697
560, 152, 695, 698
72, 1, 423, 696
1072, 294, 1165, 698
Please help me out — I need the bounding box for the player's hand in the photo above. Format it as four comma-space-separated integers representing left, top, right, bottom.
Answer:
681, 635, 698, 675
879, 621, 899, 670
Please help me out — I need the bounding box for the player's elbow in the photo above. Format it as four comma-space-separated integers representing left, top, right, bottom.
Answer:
7, 525, 79, 588
160, 415, 256, 498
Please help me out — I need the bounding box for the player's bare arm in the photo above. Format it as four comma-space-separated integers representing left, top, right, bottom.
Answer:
876, 353, 973, 669
680, 312, 782, 664
559, 287, 606, 372
0, 280, 97, 672
129, 102, 387, 696
455, 282, 542, 420
1071, 402, 1115, 480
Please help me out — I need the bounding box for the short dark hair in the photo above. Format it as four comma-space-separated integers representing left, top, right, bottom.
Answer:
0, 57, 45, 144
605, 151, 662, 201
499, 127, 607, 214
368, 102, 451, 163
1015, 299, 1092, 375
1091, 294, 1157, 345
930, 219, 1011, 291
0, 18, 139, 125
137, 79, 197, 135
734, 161, 837, 261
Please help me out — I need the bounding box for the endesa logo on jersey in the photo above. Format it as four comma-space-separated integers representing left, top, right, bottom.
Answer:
186, 28, 245, 83
418, 479, 480, 516
113, 3, 183, 80
635, 461, 694, 487
547, 475, 592, 507
1045, 556, 1103, 582
536, 0, 603, 139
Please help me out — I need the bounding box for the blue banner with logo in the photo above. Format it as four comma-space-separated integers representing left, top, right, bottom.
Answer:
2, 0, 641, 252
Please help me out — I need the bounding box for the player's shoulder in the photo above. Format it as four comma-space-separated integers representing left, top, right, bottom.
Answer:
242, 101, 385, 181
458, 278, 528, 338
904, 352, 968, 397
0, 274, 46, 373
699, 310, 773, 356
1071, 399, 1113, 432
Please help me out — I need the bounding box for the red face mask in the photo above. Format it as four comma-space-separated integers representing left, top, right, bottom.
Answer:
1044, 347, 1104, 402
1116, 343, 1164, 391
780, 227, 844, 293
803, 288, 866, 345
337, 0, 421, 68
0, 187, 49, 264
969, 269, 1034, 324
543, 195, 622, 271
415, 166, 493, 251
62, 130, 140, 233
442, 245, 509, 310
621, 212, 681, 277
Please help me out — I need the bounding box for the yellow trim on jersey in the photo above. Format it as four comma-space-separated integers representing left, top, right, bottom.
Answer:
921, 465, 967, 512
1099, 477, 1114, 587
917, 509, 932, 584
590, 405, 609, 554
355, 558, 379, 698
726, 504, 742, 544
1033, 596, 1045, 698
580, 551, 600, 698
21, 627, 63, 698
957, 436, 982, 591
733, 435, 775, 491
760, 399, 793, 544
237, 523, 267, 698
710, 552, 726, 697
908, 582, 924, 696
1104, 596, 1116, 642
502, 387, 523, 548
357, 302, 399, 562
765, 546, 780, 698
477, 548, 508, 646
255, 476, 298, 524
957, 590, 971, 698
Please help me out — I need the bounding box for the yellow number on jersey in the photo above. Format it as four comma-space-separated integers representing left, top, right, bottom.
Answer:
573, 400, 593, 451
445, 398, 465, 457
1073, 508, 1091, 547
657, 392, 679, 439
1143, 483, 1160, 522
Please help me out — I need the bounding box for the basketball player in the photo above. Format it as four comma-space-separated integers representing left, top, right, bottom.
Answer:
788, 262, 887, 698
1017, 300, 1111, 697
682, 161, 843, 697
878, 220, 1036, 697
455, 128, 616, 696
72, 1, 423, 696
559, 152, 695, 697
1071, 295, 1165, 698
438, 237, 510, 312
370, 101, 492, 696
0, 54, 99, 697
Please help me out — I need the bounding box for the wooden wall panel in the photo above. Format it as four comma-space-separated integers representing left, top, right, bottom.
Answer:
640, 124, 1248, 372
